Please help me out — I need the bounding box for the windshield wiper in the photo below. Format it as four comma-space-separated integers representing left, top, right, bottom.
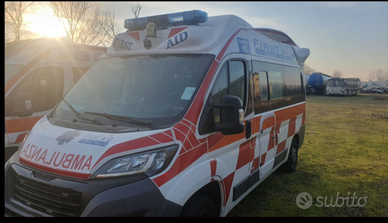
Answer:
84, 111, 156, 129
62, 99, 101, 125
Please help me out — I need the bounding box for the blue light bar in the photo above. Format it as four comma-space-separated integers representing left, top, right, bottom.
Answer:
124, 10, 208, 31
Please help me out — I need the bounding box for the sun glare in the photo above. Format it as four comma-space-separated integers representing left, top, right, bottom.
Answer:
24, 7, 67, 38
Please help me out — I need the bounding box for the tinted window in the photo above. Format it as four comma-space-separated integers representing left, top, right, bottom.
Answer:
253, 60, 303, 114
5, 66, 64, 116
211, 63, 228, 104
199, 60, 246, 135
229, 61, 245, 102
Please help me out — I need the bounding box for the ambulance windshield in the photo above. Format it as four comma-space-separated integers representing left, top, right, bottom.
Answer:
51, 54, 214, 131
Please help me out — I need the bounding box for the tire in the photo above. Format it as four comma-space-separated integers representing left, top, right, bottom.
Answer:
180, 195, 218, 217
281, 138, 298, 173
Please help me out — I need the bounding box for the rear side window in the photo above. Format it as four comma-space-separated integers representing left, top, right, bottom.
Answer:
253, 60, 303, 114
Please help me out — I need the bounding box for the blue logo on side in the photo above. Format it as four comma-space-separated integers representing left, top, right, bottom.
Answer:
79, 134, 114, 147
237, 37, 251, 54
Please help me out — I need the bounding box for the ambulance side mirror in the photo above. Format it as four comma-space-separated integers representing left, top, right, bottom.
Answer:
12, 92, 33, 117
213, 95, 245, 135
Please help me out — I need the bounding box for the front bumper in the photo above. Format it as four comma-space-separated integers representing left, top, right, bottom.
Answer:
5, 160, 182, 217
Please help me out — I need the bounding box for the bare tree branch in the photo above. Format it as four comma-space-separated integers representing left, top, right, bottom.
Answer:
98, 7, 124, 47
5, 1, 35, 41
131, 1, 142, 18
332, 70, 343, 78
303, 64, 315, 76
49, 1, 104, 45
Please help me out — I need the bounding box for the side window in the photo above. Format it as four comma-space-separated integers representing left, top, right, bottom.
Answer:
253, 71, 269, 114
72, 67, 89, 84
229, 61, 245, 103
258, 71, 268, 101
268, 71, 283, 100
6, 67, 65, 115
199, 60, 246, 135
210, 63, 228, 104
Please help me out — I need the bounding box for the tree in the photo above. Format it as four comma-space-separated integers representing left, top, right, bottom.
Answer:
368, 69, 387, 81
332, 70, 343, 78
98, 7, 124, 47
49, 2, 105, 45
131, 1, 142, 18
374, 69, 386, 81
5, 1, 35, 41
303, 64, 315, 76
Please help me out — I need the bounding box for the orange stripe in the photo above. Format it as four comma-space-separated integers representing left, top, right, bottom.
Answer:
262, 116, 275, 130
5, 116, 43, 134
208, 128, 245, 152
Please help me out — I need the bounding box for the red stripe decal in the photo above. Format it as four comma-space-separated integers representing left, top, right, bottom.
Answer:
276, 140, 287, 155
149, 131, 174, 144
126, 32, 140, 41
268, 127, 275, 151
15, 132, 28, 143
153, 142, 208, 187
252, 157, 260, 173
216, 28, 246, 61
221, 172, 235, 206
287, 117, 297, 138
236, 140, 251, 170
168, 27, 188, 39
260, 153, 267, 166
210, 159, 217, 176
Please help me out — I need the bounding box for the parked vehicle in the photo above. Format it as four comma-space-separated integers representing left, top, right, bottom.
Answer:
326, 78, 361, 96
5, 37, 107, 162
5, 10, 309, 217
307, 72, 331, 95
361, 81, 388, 93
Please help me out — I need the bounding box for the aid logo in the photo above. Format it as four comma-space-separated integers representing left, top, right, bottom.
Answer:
167, 31, 188, 49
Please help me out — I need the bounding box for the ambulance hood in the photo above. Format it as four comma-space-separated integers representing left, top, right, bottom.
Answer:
18, 116, 176, 180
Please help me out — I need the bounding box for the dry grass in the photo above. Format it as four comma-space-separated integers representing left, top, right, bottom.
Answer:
227, 93, 388, 217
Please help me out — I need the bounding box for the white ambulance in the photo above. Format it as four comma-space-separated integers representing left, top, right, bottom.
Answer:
5, 10, 309, 216
4, 37, 107, 162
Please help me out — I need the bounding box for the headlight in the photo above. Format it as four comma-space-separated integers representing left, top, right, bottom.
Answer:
93, 145, 178, 178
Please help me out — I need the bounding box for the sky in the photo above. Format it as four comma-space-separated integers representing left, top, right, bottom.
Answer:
101, 1, 388, 81
21, 1, 388, 81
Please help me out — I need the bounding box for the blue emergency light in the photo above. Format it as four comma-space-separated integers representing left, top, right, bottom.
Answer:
124, 10, 208, 31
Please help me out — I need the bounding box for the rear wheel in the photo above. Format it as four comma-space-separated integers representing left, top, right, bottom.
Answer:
281, 138, 298, 173
180, 195, 218, 217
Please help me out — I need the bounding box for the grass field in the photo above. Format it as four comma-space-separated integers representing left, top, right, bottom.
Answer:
227, 93, 388, 217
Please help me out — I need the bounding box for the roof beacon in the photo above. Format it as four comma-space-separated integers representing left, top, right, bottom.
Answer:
124, 10, 208, 31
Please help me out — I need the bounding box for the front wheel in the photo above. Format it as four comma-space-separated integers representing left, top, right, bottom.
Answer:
180, 195, 218, 217
281, 138, 298, 173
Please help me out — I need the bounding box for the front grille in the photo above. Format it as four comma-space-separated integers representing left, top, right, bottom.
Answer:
9, 168, 83, 217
